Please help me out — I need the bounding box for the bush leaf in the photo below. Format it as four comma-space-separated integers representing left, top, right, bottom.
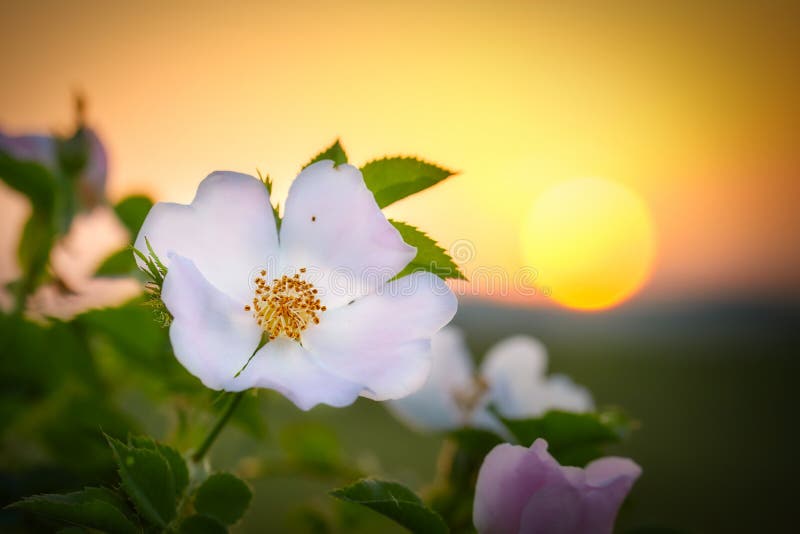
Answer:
303, 139, 348, 169
497, 409, 633, 466
391, 220, 465, 280
194, 473, 252, 526
361, 157, 455, 208
95, 248, 137, 276
105, 434, 177, 527
129, 435, 190, 498
330, 479, 447, 534
10, 487, 139, 534
114, 195, 153, 236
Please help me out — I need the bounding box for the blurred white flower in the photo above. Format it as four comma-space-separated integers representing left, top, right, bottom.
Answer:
135, 161, 457, 410
388, 327, 593, 433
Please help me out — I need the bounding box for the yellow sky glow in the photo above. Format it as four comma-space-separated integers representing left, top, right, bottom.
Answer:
1, 0, 798, 309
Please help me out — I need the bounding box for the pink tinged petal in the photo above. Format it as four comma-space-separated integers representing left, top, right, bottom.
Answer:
480, 336, 550, 418
518, 482, 582, 534
235, 337, 363, 411
302, 271, 457, 401
135, 171, 279, 303
576, 458, 642, 533
474, 440, 561, 534
388, 326, 476, 431
161, 255, 262, 391
279, 160, 416, 309
474, 438, 641, 534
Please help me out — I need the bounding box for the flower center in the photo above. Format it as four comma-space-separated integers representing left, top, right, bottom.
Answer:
452, 375, 490, 416
244, 268, 326, 341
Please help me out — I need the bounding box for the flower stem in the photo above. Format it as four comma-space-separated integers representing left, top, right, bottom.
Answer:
192, 391, 245, 463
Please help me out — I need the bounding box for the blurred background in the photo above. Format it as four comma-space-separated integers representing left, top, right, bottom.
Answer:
1, 1, 798, 532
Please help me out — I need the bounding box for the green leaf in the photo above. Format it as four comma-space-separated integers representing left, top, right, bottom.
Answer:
95, 248, 137, 277
105, 434, 177, 527
330, 479, 447, 534
257, 170, 281, 231
0, 153, 57, 214
497, 409, 633, 466
10, 487, 139, 534
390, 220, 465, 280
129, 436, 190, 498
194, 473, 252, 526
361, 157, 455, 208
303, 139, 348, 169
114, 195, 153, 236
448, 428, 504, 457
179, 514, 228, 534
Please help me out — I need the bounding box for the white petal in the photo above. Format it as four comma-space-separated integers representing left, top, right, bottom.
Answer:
541, 374, 594, 413
161, 255, 262, 391
135, 171, 279, 303
279, 160, 416, 309
480, 335, 550, 418
302, 271, 457, 400
388, 326, 476, 431
236, 337, 363, 411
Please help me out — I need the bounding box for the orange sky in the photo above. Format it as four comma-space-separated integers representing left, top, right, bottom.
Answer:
1, 0, 798, 308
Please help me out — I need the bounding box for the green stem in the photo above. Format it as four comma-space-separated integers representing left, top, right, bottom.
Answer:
192, 391, 245, 463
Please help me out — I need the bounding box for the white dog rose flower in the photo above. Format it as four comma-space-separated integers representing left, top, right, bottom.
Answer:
388, 327, 593, 433
135, 160, 457, 410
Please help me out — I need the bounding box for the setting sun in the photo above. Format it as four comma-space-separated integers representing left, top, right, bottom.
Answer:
522, 178, 656, 311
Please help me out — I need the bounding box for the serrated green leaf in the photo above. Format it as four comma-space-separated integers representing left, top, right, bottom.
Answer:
194, 473, 252, 526
129, 436, 190, 499
95, 248, 137, 277
497, 409, 633, 466
105, 434, 176, 527
303, 139, 348, 169
390, 220, 465, 280
179, 514, 228, 534
330, 479, 447, 534
10, 487, 139, 534
361, 157, 454, 208
156, 444, 190, 498
114, 195, 153, 236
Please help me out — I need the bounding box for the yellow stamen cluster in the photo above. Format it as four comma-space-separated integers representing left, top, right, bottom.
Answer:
245, 268, 326, 340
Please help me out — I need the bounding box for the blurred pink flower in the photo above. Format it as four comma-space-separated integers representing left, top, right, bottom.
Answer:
474, 439, 641, 534
0, 128, 107, 209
